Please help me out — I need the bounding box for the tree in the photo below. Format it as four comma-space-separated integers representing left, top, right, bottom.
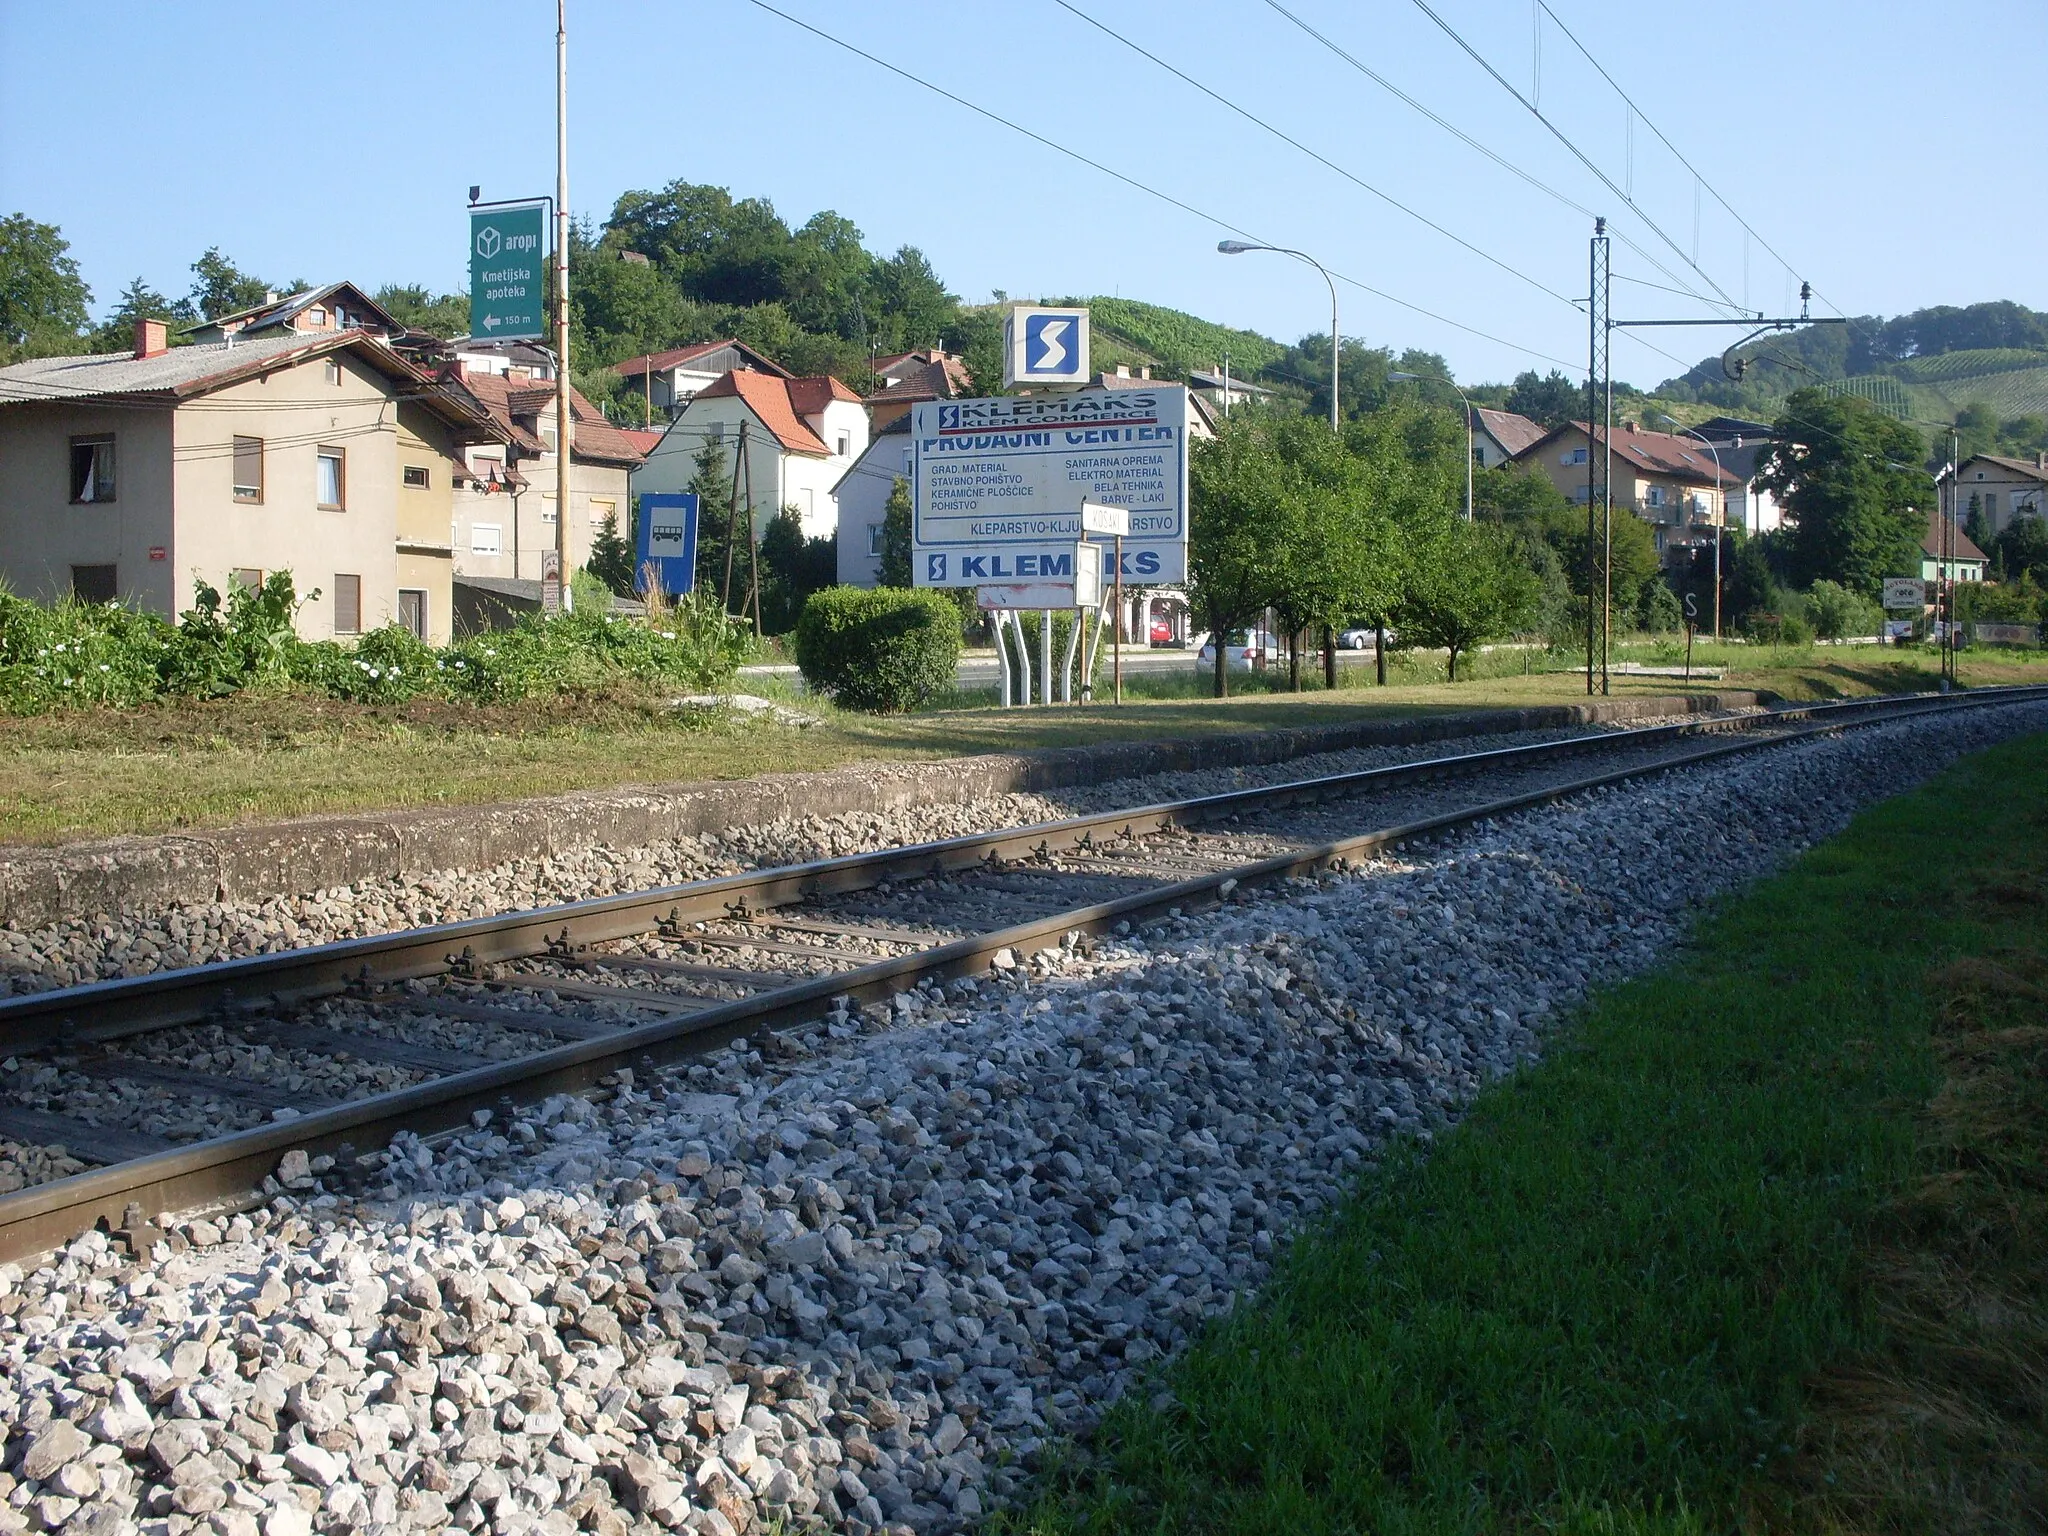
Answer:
0, 212, 91, 359
686, 439, 740, 601
1188, 416, 1288, 697
1997, 515, 2048, 585
877, 478, 913, 587
185, 248, 271, 321
586, 506, 636, 596
86, 277, 179, 353
1757, 389, 1932, 594
372, 284, 468, 339
758, 507, 837, 632
1394, 514, 1538, 680
869, 247, 958, 354
1503, 369, 1584, 430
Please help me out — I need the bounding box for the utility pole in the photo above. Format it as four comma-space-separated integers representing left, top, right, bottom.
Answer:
553, 0, 573, 612
1586, 219, 1610, 696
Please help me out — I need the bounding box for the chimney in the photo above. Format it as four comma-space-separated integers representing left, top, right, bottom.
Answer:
1115, 364, 1130, 378
1138, 365, 1151, 380
134, 318, 168, 360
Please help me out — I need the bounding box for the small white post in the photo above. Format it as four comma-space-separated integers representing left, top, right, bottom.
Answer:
1039, 609, 1053, 706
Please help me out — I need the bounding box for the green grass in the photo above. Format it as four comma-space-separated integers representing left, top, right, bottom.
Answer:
1004, 728, 2048, 1534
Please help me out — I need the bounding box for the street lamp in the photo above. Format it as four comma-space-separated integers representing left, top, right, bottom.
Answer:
1218, 241, 1339, 431
1656, 413, 1723, 640
1390, 369, 1476, 521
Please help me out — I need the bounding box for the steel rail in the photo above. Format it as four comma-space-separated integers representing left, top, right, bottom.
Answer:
0, 685, 2040, 1262
0, 688, 2009, 1054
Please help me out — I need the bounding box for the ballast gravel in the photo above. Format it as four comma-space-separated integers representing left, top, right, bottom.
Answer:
0, 719, 1726, 997
0, 701, 2041, 1536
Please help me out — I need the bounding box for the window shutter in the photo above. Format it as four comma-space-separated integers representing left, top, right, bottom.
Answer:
335, 574, 361, 634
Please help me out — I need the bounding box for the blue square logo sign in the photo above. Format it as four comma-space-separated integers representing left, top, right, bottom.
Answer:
1025, 313, 1079, 375
1006, 305, 1089, 385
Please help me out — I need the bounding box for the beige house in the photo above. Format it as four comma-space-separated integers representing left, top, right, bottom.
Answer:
0, 322, 502, 642
446, 367, 645, 588
1512, 420, 1735, 560
1956, 452, 2048, 538
1471, 407, 1546, 470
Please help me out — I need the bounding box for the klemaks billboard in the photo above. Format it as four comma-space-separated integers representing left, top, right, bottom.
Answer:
911, 387, 1189, 588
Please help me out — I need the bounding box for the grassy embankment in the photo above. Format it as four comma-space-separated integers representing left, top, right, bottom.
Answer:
999, 728, 2048, 1534
3, 642, 2045, 845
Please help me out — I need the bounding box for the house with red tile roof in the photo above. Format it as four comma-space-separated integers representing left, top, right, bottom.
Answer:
634, 370, 869, 544
1511, 419, 1738, 561
445, 364, 645, 590
608, 339, 790, 422
864, 349, 973, 429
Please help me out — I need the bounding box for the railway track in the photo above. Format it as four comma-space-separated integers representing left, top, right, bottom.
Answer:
0, 685, 2041, 1263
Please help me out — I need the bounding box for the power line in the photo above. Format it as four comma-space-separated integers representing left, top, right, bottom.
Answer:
1533, 1, 1809, 297
1255, 0, 1734, 314
1050, 0, 1580, 310
1405, 0, 1746, 314
743, 0, 1585, 374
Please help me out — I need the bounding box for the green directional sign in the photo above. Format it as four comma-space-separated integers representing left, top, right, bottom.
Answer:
468, 202, 546, 341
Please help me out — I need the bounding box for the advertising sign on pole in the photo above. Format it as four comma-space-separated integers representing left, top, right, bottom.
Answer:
1882, 577, 1928, 610
1001, 305, 1090, 388
635, 492, 698, 597
912, 387, 1189, 588
469, 202, 547, 341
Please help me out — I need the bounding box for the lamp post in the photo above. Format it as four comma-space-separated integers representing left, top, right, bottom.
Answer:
1390, 369, 1475, 521
1217, 241, 1339, 430
1657, 414, 1723, 639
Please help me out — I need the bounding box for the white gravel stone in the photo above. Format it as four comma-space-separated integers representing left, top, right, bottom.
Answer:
1, 702, 2040, 1536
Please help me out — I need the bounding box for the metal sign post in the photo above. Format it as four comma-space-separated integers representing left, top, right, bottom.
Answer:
1081, 502, 1130, 706
540, 549, 562, 615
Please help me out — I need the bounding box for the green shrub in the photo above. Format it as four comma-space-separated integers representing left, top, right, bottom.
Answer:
793, 586, 961, 711
0, 572, 748, 715
0, 590, 175, 712
1804, 579, 1883, 640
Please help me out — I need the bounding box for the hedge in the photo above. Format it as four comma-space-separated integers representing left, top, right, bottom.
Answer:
792, 586, 961, 712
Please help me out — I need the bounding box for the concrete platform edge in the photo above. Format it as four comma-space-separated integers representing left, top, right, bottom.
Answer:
0, 692, 1761, 929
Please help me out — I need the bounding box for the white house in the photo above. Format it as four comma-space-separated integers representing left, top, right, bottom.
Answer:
609, 339, 789, 423
633, 370, 868, 543
833, 416, 912, 586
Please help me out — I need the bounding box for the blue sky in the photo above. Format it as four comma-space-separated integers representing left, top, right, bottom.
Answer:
3, 0, 2039, 388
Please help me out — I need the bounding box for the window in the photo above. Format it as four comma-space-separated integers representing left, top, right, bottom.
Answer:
306, 306, 328, 328
1561, 447, 1588, 466
403, 465, 430, 489
471, 523, 502, 555
334, 574, 361, 635
706, 421, 724, 444
1645, 485, 1666, 508
233, 436, 264, 502
317, 446, 345, 509
70, 565, 117, 603
540, 496, 558, 525
323, 358, 342, 386
835, 432, 850, 457
230, 567, 263, 591
541, 426, 558, 452
590, 498, 617, 535
69, 436, 116, 503
398, 589, 427, 639
868, 523, 886, 556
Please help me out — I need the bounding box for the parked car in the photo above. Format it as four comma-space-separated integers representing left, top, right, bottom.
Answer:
1196, 629, 1277, 669
1337, 626, 1395, 650
1149, 616, 1174, 645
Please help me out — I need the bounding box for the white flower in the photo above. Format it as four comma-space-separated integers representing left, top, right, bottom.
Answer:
98, 663, 110, 672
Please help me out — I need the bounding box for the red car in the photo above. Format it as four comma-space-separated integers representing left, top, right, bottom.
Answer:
1149, 616, 1173, 645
